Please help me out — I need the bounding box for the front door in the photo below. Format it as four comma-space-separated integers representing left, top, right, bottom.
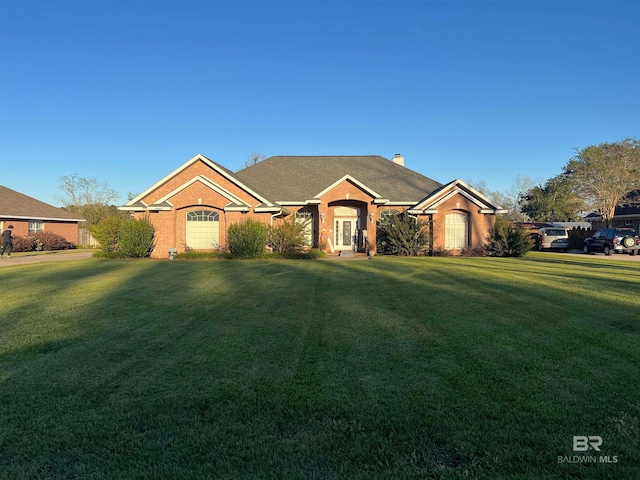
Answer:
342, 220, 352, 247
335, 219, 356, 249
334, 206, 359, 250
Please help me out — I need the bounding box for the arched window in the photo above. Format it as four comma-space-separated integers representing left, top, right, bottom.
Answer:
186, 210, 220, 249
445, 212, 468, 250
379, 209, 400, 223
295, 209, 314, 246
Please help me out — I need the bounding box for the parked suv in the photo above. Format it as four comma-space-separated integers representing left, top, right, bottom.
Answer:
583, 228, 640, 256
534, 227, 569, 252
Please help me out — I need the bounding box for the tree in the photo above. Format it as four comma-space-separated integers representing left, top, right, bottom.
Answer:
564, 138, 640, 227
58, 174, 119, 206
57, 174, 123, 227
465, 176, 535, 222
242, 152, 266, 169
519, 174, 585, 222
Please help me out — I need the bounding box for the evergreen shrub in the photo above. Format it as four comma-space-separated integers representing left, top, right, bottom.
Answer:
486, 217, 533, 257
377, 213, 430, 256
90, 216, 127, 252
118, 217, 155, 258
269, 217, 308, 254
228, 219, 268, 258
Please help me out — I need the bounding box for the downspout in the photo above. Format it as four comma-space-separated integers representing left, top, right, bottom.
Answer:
269, 210, 282, 253
270, 208, 284, 226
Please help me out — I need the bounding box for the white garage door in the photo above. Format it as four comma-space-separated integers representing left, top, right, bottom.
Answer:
186, 210, 220, 249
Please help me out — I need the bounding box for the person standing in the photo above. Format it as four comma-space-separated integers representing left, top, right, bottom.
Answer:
1, 225, 14, 257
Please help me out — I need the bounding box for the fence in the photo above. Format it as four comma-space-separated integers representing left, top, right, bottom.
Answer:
568, 228, 594, 250
78, 228, 100, 248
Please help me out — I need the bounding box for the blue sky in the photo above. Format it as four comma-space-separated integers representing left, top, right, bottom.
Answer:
1, 0, 638, 206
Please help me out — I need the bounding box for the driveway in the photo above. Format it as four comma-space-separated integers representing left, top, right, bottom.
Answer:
0, 251, 94, 267
538, 249, 640, 262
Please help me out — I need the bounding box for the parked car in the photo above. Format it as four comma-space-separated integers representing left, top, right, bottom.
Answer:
534, 227, 570, 252
583, 228, 640, 256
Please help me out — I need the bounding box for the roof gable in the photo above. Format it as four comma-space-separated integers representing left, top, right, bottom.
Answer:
123, 154, 274, 209
153, 176, 251, 209
411, 179, 507, 214
313, 174, 383, 200
0, 186, 85, 222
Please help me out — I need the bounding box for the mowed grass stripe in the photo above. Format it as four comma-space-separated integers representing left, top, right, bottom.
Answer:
0, 255, 638, 479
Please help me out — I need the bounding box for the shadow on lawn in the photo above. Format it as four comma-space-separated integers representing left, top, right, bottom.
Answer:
0, 258, 638, 478
524, 253, 640, 275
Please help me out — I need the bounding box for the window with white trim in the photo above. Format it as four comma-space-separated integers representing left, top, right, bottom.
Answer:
29, 221, 44, 234
379, 209, 399, 223
295, 209, 313, 246
186, 210, 220, 249
445, 213, 468, 250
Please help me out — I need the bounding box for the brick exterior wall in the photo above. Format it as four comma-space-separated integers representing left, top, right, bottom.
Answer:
430, 195, 495, 251
589, 218, 640, 233
0, 219, 79, 244
318, 180, 380, 252
137, 159, 274, 258
132, 160, 498, 258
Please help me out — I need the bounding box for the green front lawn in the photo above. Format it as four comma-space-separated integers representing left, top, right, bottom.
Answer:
0, 254, 638, 479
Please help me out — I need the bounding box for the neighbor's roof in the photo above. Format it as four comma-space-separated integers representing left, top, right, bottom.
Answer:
234, 156, 443, 203
0, 186, 85, 222
586, 190, 640, 220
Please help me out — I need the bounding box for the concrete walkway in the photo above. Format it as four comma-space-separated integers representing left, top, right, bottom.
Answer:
0, 251, 94, 267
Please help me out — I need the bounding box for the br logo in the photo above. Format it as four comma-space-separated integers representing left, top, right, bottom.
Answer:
573, 436, 602, 452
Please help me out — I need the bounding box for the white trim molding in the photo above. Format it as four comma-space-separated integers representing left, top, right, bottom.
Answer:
412, 179, 506, 213
0, 215, 85, 222
313, 174, 383, 199
123, 154, 274, 208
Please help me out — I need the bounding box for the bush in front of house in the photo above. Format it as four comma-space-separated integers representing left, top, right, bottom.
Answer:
269, 217, 308, 254
118, 216, 155, 258
10, 233, 75, 252
228, 219, 268, 258
377, 213, 431, 256
32, 231, 75, 251
11, 236, 36, 252
90, 215, 155, 258
90, 216, 128, 252
486, 216, 533, 257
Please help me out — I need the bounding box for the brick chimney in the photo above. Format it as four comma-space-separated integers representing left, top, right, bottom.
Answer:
392, 153, 404, 167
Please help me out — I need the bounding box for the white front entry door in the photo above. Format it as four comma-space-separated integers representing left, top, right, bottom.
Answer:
334, 207, 359, 250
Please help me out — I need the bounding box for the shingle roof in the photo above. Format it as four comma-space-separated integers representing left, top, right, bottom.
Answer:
0, 186, 85, 221
234, 156, 442, 202
586, 190, 640, 219
615, 205, 640, 216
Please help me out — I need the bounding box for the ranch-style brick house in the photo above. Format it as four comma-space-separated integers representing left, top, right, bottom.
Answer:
0, 186, 84, 243
585, 190, 640, 232
120, 153, 506, 258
